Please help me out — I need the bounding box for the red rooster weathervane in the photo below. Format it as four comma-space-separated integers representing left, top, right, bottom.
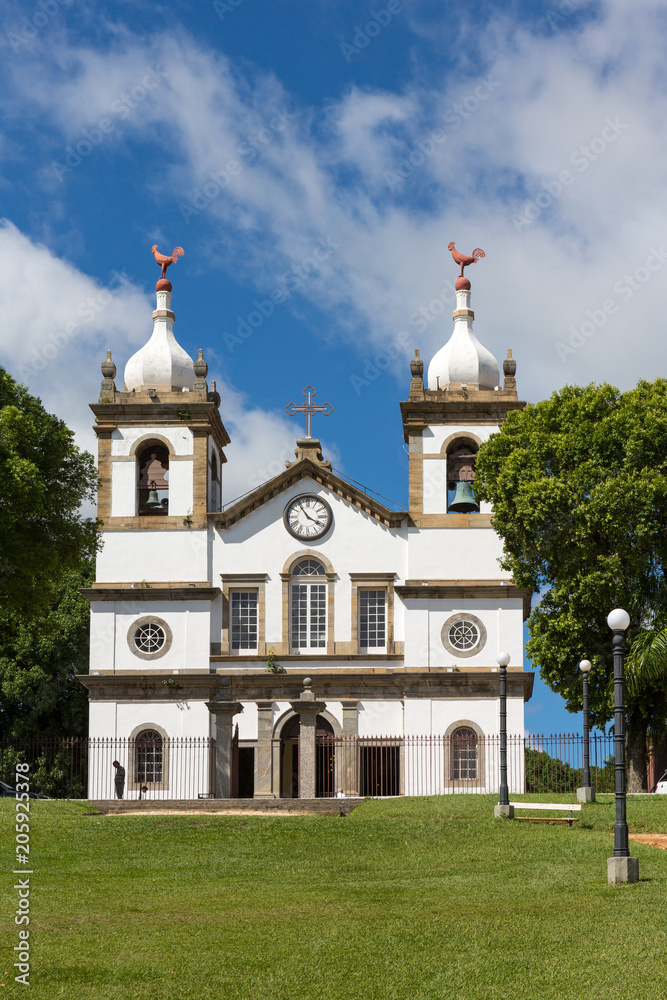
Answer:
151, 245, 185, 289
448, 242, 485, 279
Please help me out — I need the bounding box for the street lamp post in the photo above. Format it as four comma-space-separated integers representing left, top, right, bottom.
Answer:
606, 608, 638, 884
494, 651, 514, 819
576, 659, 595, 804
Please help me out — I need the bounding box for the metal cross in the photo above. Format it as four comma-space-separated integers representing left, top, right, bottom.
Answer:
285, 385, 333, 438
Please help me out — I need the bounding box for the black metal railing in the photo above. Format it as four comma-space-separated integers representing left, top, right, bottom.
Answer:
0, 733, 615, 800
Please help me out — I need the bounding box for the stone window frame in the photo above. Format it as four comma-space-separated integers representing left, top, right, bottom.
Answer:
127, 615, 173, 661
278, 551, 336, 656
128, 722, 170, 792
443, 719, 485, 788
440, 612, 487, 658
440, 432, 483, 516
132, 434, 174, 518
221, 574, 268, 655
349, 573, 396, 654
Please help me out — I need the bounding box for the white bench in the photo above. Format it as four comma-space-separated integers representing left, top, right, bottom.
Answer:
510, 802, 582, 826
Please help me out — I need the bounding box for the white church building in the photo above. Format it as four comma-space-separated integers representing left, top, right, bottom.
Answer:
79, 255, 533, 799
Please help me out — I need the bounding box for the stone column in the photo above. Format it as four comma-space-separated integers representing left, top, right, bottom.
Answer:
289, 679, 324, 799
205, 701, 243, 798
340, 700, 359, 796
254, 700, 275, 799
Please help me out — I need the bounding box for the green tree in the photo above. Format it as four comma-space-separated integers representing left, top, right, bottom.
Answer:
0, 366, 98, 616
474, 380, 667, 790
0, 563, 93, 739
0, 367, 98, 738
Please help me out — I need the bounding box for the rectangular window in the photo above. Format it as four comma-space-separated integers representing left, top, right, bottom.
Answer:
359, 590, 386, 650
291, 583, 326, 649
230, 591, 258, 650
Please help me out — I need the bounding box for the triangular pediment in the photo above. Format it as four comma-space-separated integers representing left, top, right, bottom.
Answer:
209, 458, 406, 529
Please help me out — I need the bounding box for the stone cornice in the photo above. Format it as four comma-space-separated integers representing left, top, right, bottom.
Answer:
77, 669, 534, 702
81, 585, 221, 602
209, 458, 406, 529
400, 394, 525, 442
395, 580, 532, 619
90, 398, 231, 453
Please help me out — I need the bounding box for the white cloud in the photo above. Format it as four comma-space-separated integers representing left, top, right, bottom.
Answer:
0, 221, 332, 506
0, 219, 148, 450
3, 2, 667, 402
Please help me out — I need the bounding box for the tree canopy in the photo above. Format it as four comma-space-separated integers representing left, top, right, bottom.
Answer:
0, 366, 98, 616
0, 367, 99, 738
0, 564, 92, 739
474, 380, 667, 782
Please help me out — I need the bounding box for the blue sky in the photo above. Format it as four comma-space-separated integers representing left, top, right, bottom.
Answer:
1, 0, 664, 735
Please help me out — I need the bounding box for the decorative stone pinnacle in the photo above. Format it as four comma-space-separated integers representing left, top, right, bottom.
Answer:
101, 350, 116, 380
503, 349, 516, 377
410, 349, 423, 379
194, 349, 208, 378
503, 349, 517, 392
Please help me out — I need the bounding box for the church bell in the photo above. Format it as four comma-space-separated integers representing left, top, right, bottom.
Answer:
449, 481, 478, 513
145, 481, 162, 509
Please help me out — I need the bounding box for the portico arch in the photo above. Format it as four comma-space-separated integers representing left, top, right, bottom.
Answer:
277, 710, 339, 798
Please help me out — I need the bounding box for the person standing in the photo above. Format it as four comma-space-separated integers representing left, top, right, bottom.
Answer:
112, 760, 126, 799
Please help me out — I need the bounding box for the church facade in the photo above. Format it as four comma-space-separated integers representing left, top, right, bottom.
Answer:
79, 258, 533, 799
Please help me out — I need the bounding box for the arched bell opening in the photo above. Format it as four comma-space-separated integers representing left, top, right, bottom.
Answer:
279, 713, 335, 798
446, 438, 479, 513
137, 443, 170, 515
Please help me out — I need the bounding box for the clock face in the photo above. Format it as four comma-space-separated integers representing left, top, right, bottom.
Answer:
283, 495, 333, 540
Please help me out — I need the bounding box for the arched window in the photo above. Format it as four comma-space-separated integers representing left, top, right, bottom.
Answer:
137, 444, 169, 515
290, 559, 327, 651
446, 438, 479, 513
451, 727, 478, 780
135, 729, 163, 784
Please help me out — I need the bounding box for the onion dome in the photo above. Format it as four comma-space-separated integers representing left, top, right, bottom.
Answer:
124, 288, 195, 392
427, 285, 499, 391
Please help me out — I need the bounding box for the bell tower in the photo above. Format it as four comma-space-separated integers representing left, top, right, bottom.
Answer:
92, 264, 229, 537
400, 253, 523, 527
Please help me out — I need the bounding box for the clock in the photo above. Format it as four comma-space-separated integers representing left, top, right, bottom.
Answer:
283, 495, 333, 540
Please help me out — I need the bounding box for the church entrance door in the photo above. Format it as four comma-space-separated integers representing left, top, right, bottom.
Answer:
279, 714, 335, 798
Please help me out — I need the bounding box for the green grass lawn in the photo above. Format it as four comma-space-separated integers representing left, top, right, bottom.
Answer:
2, 794, 667, 999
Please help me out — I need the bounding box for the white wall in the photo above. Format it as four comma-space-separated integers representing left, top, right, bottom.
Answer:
111, 425, 194, 456
214, 478, 408, 648
96, 530, 209, 582
421, 423, 499, 455
111, 463, 136, 517
402, 598, 524, 668
89, 600, 211, 672
407, 527, 505, 579
168, 459, 194, 515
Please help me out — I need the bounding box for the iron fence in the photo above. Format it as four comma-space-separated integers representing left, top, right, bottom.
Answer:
0, 737, 215, 800
0, 732, 615, 800
316, 732, 616, 797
